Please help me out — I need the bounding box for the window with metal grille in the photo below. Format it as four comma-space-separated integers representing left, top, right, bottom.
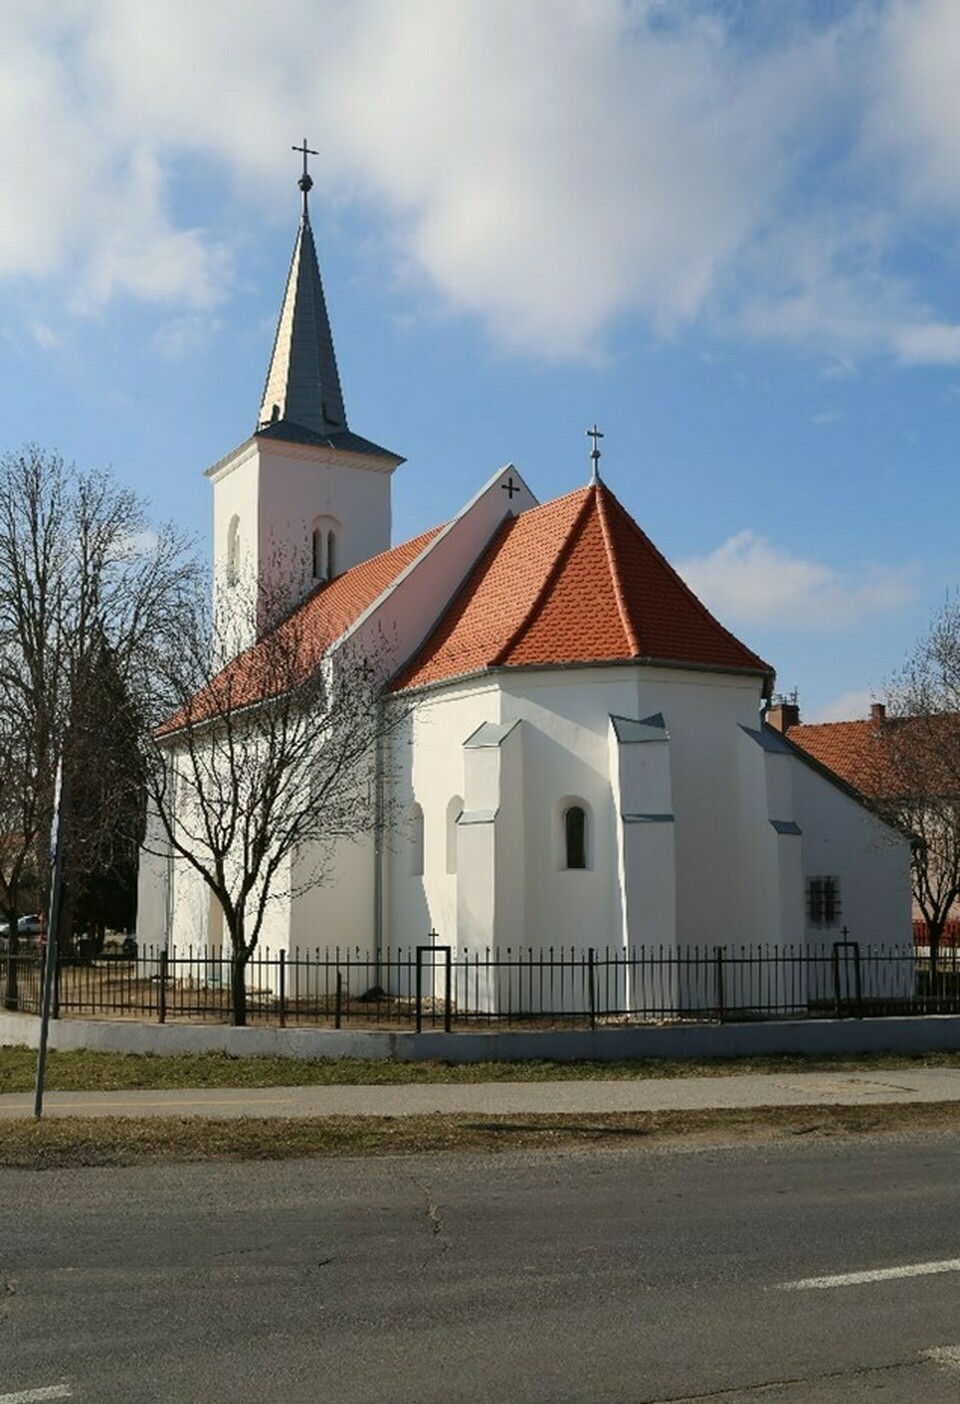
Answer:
807, 875, 841, 927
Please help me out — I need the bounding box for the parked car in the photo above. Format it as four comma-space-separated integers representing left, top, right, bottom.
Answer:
0, 914, 44, 949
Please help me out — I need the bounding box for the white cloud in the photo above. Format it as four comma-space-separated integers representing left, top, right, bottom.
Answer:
30, 322, 63, 350
809, 410, 841, 425
0, 1, 957, 362
677, 530, 914, 632
152, 314, 221, 360
808, 689, 877, 724
864, 0, 960, 213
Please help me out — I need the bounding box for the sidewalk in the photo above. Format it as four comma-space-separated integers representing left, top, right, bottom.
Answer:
4, 1067, 960, 1119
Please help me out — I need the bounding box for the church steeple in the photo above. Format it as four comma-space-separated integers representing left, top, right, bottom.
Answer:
257, 141, 347, 437
207, 142, 403, 651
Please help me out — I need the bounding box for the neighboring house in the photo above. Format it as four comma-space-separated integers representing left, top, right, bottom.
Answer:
136, 174, 912, 992
783, 701, 960, 948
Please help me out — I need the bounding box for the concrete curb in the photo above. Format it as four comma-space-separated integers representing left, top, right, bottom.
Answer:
4, 1009, 960, 1062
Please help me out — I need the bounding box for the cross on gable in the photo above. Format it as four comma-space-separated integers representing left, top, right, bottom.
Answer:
501, 476, 520, 499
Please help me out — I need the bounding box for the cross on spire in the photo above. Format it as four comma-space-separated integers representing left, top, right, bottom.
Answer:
292, 138, 319, 217
587, 424, 604, 483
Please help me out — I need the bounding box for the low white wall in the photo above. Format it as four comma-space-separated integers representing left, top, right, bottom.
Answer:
3, 1011, 960, 1063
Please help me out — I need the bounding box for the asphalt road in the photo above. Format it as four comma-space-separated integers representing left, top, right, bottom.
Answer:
3, 1133, 960, 1402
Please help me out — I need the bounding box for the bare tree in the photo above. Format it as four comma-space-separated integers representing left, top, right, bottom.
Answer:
878, 599, 960, 979
142, 582, 406, 1026
0, 445, 198, 1008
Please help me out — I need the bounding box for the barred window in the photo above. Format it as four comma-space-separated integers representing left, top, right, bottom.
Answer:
808, 875, 841, 927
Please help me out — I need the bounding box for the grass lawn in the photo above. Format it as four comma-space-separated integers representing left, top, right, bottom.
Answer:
2, 1046, 960, 1094
3, 1102, 960, 1168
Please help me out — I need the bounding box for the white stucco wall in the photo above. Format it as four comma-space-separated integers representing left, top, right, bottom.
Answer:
384, 662, 788, 958
792, 758, 911, 947
386, 681, 503, 952
206, 435, 396, 647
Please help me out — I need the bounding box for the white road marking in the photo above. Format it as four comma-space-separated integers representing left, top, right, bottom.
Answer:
781, 1257, 960, 1290
0, 1387, 72, 1402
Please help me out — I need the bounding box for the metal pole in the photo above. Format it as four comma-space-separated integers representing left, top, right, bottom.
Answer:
588, 947, 597, 1030
34, 757, 69, 1119
714, 946, 725, 1024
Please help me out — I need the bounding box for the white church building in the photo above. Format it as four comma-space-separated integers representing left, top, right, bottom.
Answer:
137, 168, 911, 999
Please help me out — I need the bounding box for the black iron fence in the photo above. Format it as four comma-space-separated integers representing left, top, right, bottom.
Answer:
2, 939, 957, 1029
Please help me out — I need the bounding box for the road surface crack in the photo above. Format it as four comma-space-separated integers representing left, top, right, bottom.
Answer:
411, 1178, 450, 1260
641, 1354, 917, 1400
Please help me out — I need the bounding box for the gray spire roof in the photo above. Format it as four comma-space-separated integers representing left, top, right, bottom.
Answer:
257, 209, 347, 437
255, 198, 404, 465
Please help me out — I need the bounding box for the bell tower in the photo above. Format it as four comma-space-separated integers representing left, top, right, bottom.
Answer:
206, 141, 404, 648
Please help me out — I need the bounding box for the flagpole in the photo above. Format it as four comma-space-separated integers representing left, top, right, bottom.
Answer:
34, 753, 68, 1119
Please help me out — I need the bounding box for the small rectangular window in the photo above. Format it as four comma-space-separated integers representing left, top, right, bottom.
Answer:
807, 875, 841, 927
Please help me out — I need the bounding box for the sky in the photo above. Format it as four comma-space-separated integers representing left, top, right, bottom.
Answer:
0, 0, 958, 721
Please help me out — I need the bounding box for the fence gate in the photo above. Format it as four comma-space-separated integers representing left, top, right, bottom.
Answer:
831, 939, 863, 1019
415, 944, 452, 1033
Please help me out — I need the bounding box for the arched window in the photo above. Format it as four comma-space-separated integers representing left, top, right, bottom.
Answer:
310, 516, 340, 581
446, 795, 463, 875
564, 804, 587, 870
410, 803, 424, 877
226, 515, 240, 587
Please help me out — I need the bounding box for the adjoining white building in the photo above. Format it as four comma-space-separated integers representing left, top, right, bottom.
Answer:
137, 171, 911, 1006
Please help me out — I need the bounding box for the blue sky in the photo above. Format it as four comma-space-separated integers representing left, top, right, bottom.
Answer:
1, 0, 958, 720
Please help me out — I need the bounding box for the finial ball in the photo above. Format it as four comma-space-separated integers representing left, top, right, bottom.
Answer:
298, 173, 314, 194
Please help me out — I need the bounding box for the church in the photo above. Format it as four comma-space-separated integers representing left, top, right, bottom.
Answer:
136, 163, 911, 990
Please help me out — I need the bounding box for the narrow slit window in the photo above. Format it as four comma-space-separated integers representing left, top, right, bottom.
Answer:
226, 515, 240, 587
312, 527, 324, 580
327, 529, 337, 579
565, 805, 587, 870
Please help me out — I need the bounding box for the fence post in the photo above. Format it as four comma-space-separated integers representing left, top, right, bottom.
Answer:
334, 969, 342, 1030
158, 948, 168, 1024
415, 946, 424, 1035
588, 947, 597, 1030
444, 946, 452, 1034
278, 950, 286, 1029
53, 945, 61, 1020
852, 940, 863, 1018
832, 943, 842, 1019
714, 946, 725, 1023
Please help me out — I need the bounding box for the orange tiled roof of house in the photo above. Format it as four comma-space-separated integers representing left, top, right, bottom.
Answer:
392, 482, 772, 691
788, 719, 888, 795
160, 525, 442, 733
790, 710, 960, 799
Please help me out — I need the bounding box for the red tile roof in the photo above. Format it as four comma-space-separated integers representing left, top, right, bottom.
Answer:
790, 713, 960, 799
160, 525, 441, 733
788, 720, 886, 795
392, 483, 772, 691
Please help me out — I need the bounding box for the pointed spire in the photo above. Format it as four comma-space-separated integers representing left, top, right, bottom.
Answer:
257, 142, 347, 436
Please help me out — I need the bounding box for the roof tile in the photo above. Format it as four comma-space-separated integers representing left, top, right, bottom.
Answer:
393, 482, 771, 690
